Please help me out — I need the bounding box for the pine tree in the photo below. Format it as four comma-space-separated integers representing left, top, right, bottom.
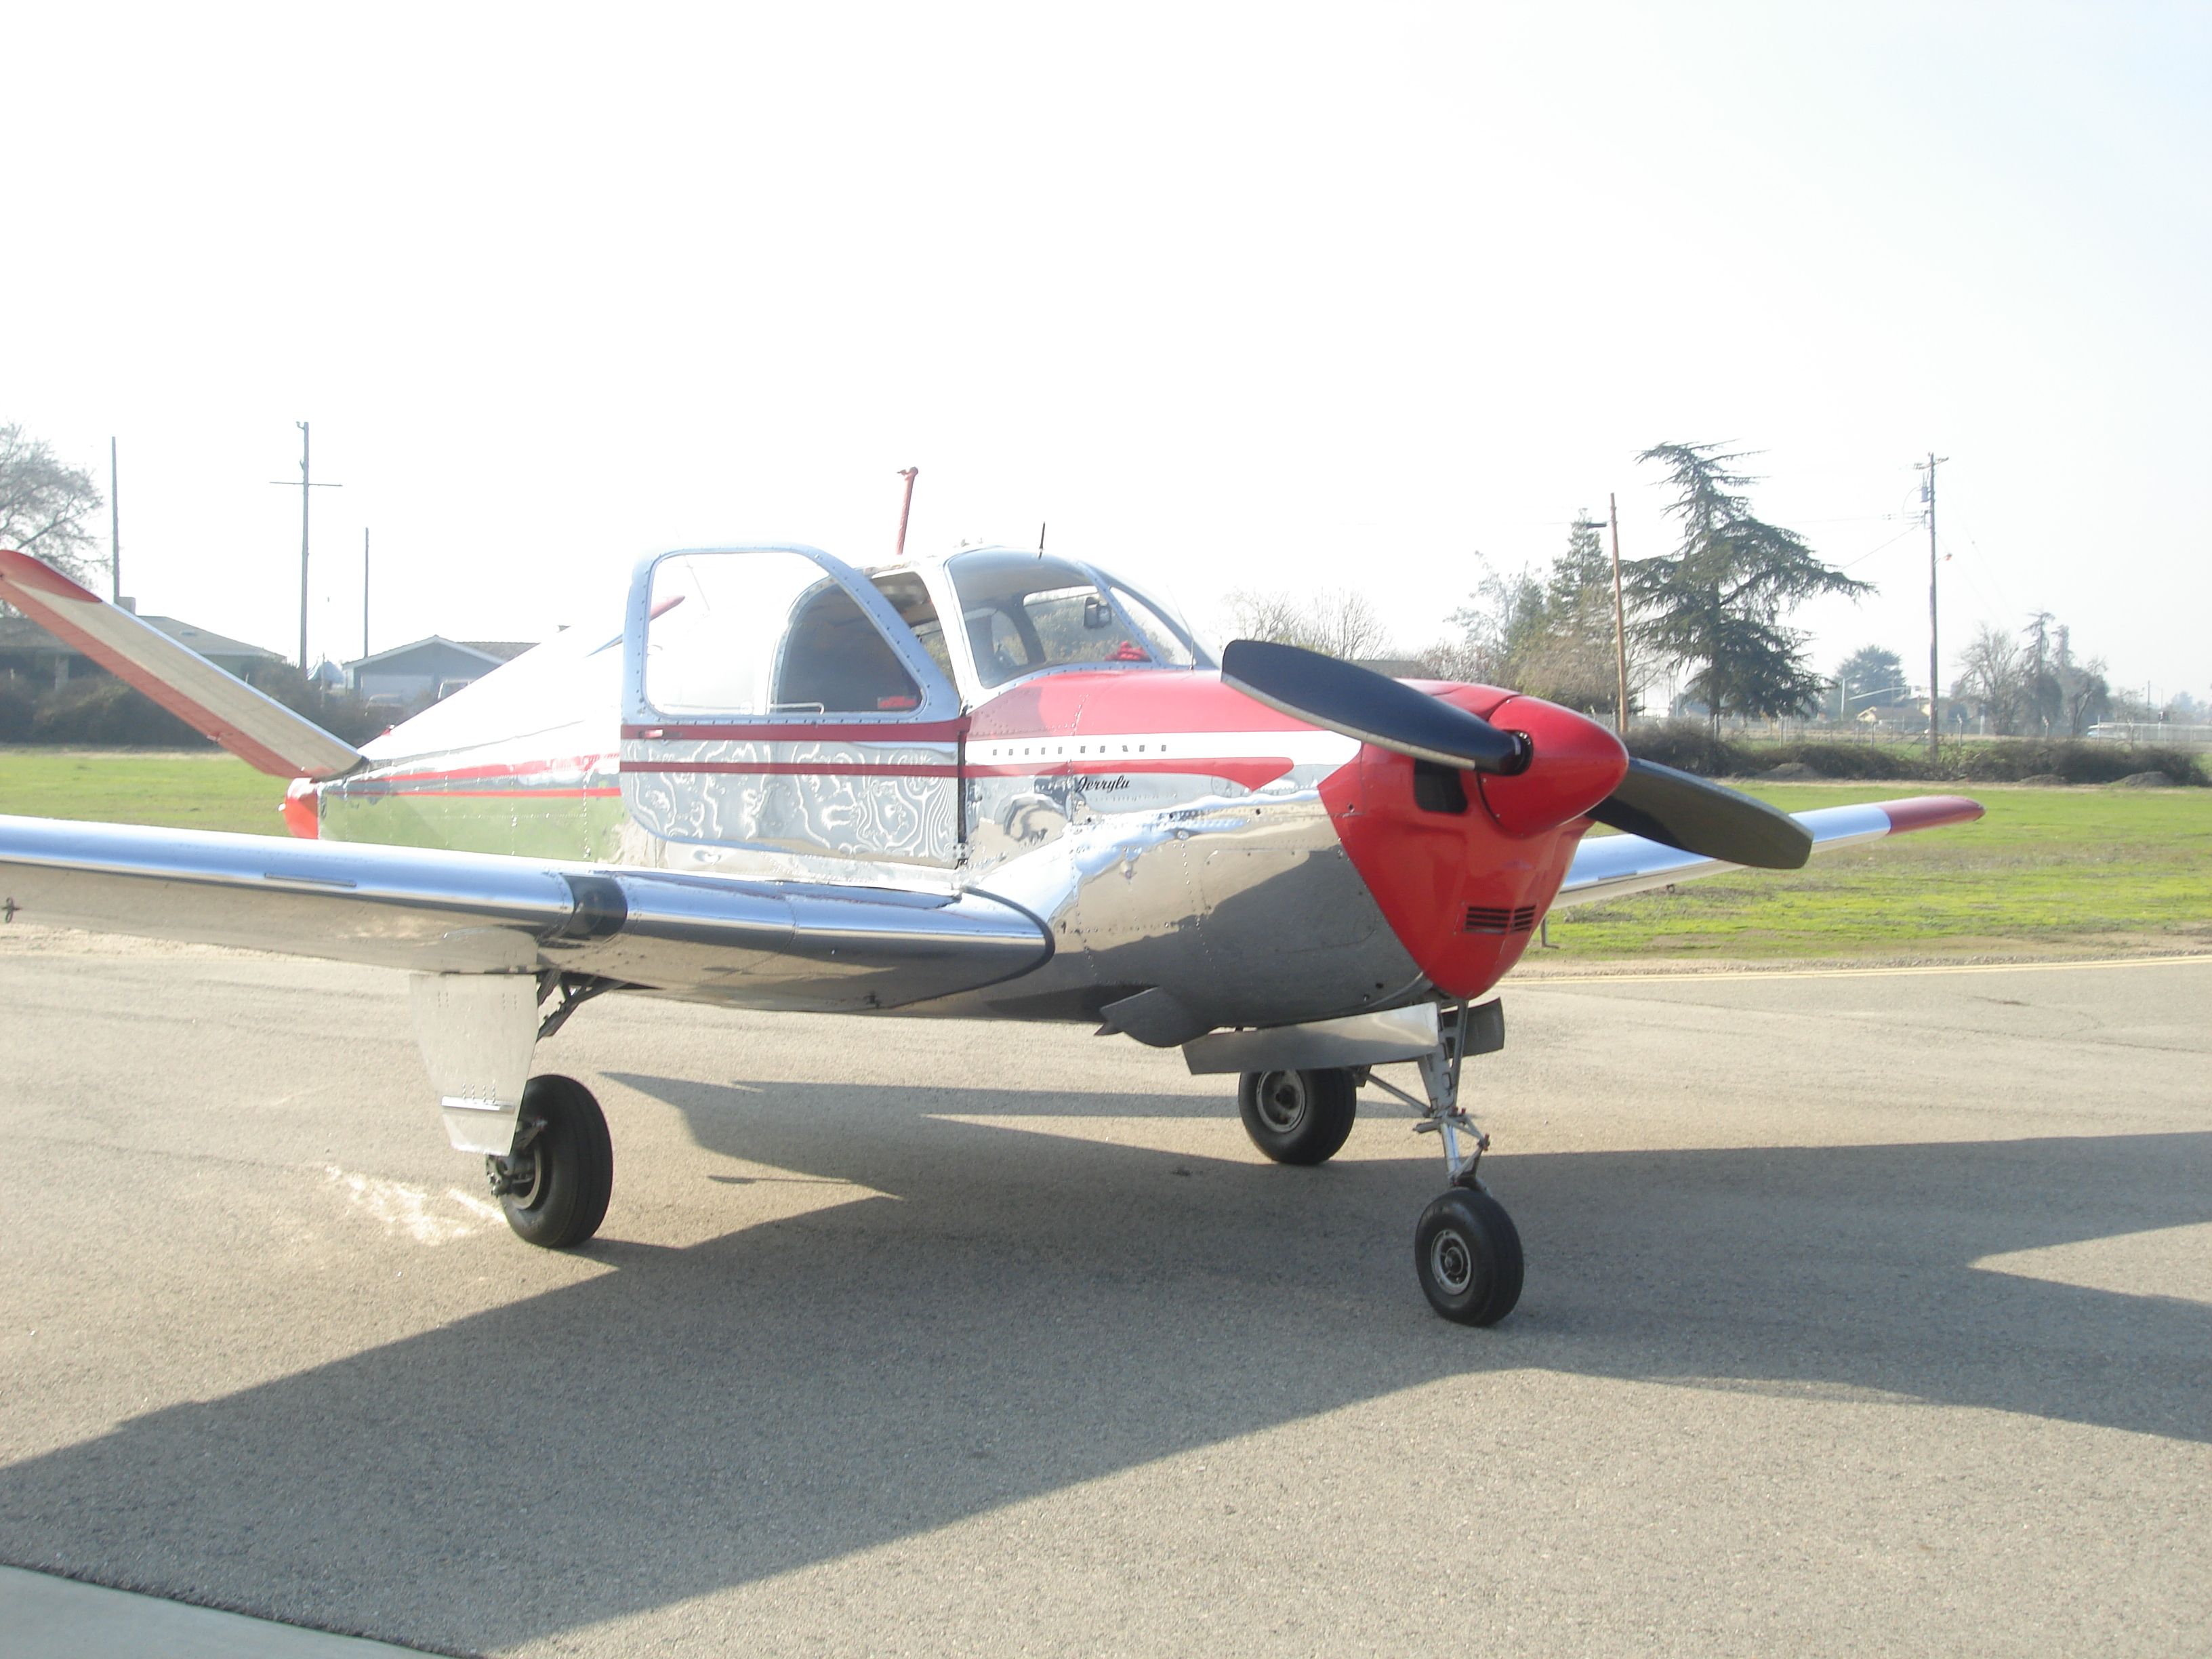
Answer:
1626, 443, 1870, 728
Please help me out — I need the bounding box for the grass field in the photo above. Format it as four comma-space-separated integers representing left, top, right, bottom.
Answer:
1, 752, 2205, 962
1551, 782, 2212, 960
0, 750, 289, 837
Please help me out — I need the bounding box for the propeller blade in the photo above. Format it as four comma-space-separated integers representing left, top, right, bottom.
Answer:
1219, 639, 1530, 773
1589, 758, 1813, 869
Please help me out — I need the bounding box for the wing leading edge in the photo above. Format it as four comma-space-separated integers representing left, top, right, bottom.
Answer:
0, 815, 1050, 1012
1554, 795, 1984, 909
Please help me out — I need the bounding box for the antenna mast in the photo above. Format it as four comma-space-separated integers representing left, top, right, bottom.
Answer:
894, 467, 918, 558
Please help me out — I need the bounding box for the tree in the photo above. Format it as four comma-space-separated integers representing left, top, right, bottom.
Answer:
2053, 625, 2110, 735
1225, 588, 1308, 647
1424, 559, 1544, 686
1548, 513, 1613, 610
1225, 587, 1391, 661
1831, 644, 1908, 722
0, 424, 104, 588
1300, 589, 1391, 661
1421, 520, 1639, 713
1526, 514, 1626, 713
1951, 623, 2027, 734
2021, 612, 2063, 736
1625, 443, 1870, 729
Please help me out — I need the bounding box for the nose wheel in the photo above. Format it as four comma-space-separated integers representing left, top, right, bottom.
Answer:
1414, 1185, 1523, 1325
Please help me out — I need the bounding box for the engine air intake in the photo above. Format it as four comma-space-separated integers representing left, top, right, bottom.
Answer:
1462, 903, 1538, 936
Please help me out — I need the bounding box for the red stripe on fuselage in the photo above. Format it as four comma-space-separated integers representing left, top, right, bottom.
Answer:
619, 760, 962, 779
359, 755, 614, 785
964, 756, 1294, 788
342, 785, 622, 799
620, 720, 967, 743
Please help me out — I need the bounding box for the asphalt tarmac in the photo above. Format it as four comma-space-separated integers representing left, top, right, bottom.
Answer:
1, 945, 2207, 1657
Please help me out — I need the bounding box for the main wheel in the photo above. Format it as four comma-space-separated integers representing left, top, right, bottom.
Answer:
489, 1073, 613, 1249
1413, 1187, 1523, 1326
1237, 1067, 1357, 1165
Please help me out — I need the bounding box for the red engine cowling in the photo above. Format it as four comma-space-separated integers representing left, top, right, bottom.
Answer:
1320, 689, 1626, 1000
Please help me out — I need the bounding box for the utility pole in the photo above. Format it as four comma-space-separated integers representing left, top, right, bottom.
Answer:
108, 438, 121, 603
362, 527, 371, 664
1607, 493, 1630, 735
270, 422, 343, 673
1917, 452, 1948, 763
893, 466, 918, 558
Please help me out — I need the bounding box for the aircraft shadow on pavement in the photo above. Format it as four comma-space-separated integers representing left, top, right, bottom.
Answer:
1, 1073, 2207, 1654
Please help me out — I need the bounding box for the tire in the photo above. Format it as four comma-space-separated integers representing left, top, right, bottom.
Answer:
1413, 1187, 1523, 1326
1237, 1067, 1357, 1165
493, 1074, 613, 1249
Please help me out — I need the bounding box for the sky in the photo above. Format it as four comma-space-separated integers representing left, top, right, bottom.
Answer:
9, 1, 2209, 705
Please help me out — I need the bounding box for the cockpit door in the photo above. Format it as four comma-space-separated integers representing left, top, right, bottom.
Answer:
620, 546, 967, 868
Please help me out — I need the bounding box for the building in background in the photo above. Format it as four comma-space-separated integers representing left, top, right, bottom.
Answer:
345, 636, 535, 704
0, 600, 283, 689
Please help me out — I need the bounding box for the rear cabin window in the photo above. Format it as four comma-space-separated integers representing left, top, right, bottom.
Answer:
644, 550, 921, 716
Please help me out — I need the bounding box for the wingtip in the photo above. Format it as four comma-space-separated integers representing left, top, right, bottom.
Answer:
1881, 795, 1986, 834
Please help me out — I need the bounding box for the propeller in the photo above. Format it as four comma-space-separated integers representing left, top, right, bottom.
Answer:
1219, 638, 1530, 773
1218, 638, 1813, 870
1589, 758, 1811, 869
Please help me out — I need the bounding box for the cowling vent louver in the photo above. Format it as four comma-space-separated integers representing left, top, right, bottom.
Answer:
1462, 904, 1538, 936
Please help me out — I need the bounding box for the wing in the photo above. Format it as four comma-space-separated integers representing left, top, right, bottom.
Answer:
0, 815, 1050, 1011
1554, 796, 1984, 909
0, 550, 363, 779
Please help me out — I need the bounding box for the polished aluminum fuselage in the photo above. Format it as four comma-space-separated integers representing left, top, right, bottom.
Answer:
311, 551, 1429, 1031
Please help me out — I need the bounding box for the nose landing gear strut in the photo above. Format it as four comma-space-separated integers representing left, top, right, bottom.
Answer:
1362, 1001, 1523, 1326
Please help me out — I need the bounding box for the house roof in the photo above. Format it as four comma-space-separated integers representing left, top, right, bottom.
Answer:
0, 612, 283, 663
345, 635, 535, 673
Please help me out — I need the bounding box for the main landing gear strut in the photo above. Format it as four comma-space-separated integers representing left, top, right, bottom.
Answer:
1235, 1000, 1523, 1327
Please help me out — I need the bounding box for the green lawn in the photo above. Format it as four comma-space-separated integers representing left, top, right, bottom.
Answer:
1549, 782, 2212, 960
1, 753, 2205, 960
0, 749, 290, 836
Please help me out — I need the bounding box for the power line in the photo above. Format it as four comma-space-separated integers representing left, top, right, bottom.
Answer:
1832, 521, 1924, 573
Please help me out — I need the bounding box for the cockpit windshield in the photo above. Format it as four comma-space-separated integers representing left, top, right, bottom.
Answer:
944, 550, 1210, 690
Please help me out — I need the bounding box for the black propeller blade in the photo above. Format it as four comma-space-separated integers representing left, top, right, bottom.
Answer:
1219, 639, 1530, 773
1589, 758, 1813, 869
1218, 638, 1809, 869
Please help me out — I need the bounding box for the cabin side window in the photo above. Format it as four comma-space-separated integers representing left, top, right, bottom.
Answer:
945, 550, 1204, 689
